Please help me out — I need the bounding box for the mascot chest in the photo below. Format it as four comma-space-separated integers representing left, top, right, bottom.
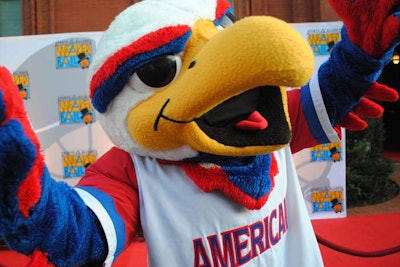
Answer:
132, 148, 296, 266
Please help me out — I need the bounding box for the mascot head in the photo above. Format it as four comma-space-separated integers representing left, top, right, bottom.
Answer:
88, 0, 314, 161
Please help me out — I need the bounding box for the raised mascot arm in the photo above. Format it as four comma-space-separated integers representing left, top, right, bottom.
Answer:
0, 66, 106, 267
318, 0, 399, 130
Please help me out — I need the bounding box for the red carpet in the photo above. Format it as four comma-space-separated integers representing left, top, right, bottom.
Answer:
113, 238, 148, 267
0, 239, 148, 267
0, 250, 30, 267
2, 214, 399, 266
312, 212, 400, 267
384, 149, 400, 163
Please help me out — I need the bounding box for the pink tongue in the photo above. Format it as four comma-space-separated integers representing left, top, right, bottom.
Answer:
235, 111, 268, 130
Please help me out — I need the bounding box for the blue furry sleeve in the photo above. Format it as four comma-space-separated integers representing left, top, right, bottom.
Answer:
0, 167, 108, 267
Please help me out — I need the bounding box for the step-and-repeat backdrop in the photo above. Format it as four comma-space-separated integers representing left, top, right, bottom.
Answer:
0, 21, 345, 219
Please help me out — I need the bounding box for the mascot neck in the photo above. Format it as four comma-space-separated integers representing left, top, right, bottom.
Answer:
164, 153, 279, 210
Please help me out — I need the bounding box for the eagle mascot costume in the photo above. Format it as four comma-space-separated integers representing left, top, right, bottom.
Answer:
0, 0, 399, 266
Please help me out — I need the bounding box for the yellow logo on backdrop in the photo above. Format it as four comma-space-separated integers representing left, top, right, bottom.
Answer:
58, 96, 94, 124
56, 43, 91, 58
310, 142, 341, 162
311, 188, 344, 213
55, 39, 93, 69
62, 151, 97, 178
308, 28, 341, 55
12, 71, 30, 100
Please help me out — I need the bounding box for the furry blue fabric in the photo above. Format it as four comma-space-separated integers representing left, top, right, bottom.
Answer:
222, 154, 273, 200
0, 168, 107, 267
0, 89, 107, 266
183, 153, 274, 200
0, 120, 36, 187
316, 27, 395, 125
0, 90, 37, 203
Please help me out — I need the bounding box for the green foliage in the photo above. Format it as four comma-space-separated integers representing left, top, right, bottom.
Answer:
346, 117, 396, 207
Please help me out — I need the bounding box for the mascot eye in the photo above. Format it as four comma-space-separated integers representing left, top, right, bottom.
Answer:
135, 55, 182, 88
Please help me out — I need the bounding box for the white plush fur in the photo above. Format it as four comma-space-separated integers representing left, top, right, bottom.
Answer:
88, 0, 218, 82
98, 83, 199, 160
88, 0, 224, 160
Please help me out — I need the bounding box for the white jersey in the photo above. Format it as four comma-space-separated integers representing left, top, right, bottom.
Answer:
133, 147, 323, 267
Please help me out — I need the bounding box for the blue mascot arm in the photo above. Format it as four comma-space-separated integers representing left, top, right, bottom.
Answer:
318, 27, 398, 127
0, 66, 107, 266
301, 0, 399, 136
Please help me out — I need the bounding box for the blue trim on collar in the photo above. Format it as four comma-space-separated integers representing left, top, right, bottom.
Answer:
221, 154, 273, 200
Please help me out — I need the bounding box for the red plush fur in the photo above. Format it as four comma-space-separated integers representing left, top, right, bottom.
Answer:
329, 0, 399, 58
27, 250, 55, 267
172, 155, 279, 210
0, 66, 44, 217
215, 0, 232, 21
338, 82, 399, 131
365, 82, 400, 102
